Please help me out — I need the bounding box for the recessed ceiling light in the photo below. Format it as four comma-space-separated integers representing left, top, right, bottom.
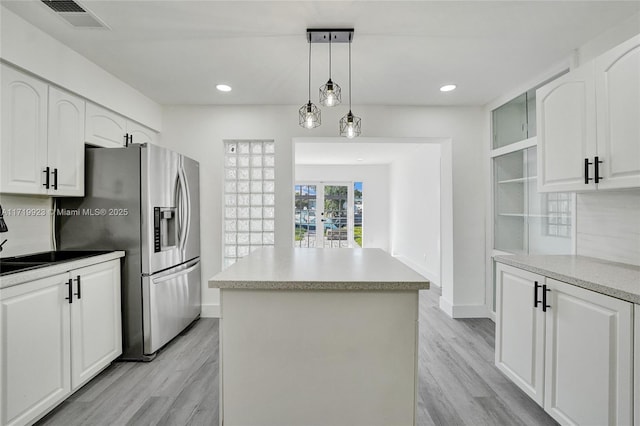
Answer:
216, 84, 232, 92
356, 158, 364, 162
440, 84, 457, 92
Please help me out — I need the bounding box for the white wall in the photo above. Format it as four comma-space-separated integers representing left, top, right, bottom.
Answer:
161, 104, 485, 318
576, 190, 640, 266
295, 164, 390, 251
0, 194, 52, 257
577, 12, 640, 67
389, 144, 441, 285
0, 6, 162, 130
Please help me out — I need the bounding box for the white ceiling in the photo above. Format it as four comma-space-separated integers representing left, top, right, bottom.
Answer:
2, 1, 638, 106
295, 139, 439, 165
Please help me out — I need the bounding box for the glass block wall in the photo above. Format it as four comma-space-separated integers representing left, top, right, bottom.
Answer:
224, 140, 275, 269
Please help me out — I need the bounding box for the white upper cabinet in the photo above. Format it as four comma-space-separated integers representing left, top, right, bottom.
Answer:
595, 34, 640, 190
48, 86, 85, 196
537, 63, 597, 192
127, 120, 158, 145
537, 34, 640, 192
1, 65, 85, 197
85, 102, 128, 148
86, 101, 158, 147
1, 64, 49, 195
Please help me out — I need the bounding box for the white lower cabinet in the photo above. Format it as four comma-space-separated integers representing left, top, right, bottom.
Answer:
495, 264, 545, 404
495, 263, 634, 426
0, 273, 71, 426
635, 304, 639, 426
70, 261, 122, 390
543, 278, 633, 426
0, 259, 121, 426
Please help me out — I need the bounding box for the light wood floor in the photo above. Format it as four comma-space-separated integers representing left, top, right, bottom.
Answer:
37, 287, 556, 426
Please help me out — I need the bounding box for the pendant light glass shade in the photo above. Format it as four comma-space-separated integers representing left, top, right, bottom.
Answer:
299, 40, 321, 129
340, 39, 361, 138
340, 110, 361, 138
320, 79, 341, 107
299, 101, 321, 129
319, 35, 341, 107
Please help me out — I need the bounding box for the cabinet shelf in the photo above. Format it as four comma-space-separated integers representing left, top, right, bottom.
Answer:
498, 176, 537, 184
498, 213, 570, 219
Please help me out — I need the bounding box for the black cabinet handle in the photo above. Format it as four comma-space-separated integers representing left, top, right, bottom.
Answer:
584, 158, 593, 184
594, 156, 603, 184
124, 133, 129, 147
534, 281, 541, 308
74, 275, 81, 299
542, 285, 551, 312
129, 134, 133, 145
65, 278, 73, 304
43, 166, 50, 189
52, 168, 58, 190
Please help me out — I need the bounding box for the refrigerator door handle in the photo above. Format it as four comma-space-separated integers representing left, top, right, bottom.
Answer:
175, 164, 190, 254
152, 259, 199, 284
180, 164, 191, 253
175, 170, 187, 252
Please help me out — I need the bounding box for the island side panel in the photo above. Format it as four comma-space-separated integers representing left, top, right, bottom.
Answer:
220, 289, 419, 426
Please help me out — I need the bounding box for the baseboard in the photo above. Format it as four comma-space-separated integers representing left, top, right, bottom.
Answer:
392, 254, 440, 287
487, 310, 496, 322
439, 297, 489, 319
439, 296, 454, 317
201, 303, 220, 318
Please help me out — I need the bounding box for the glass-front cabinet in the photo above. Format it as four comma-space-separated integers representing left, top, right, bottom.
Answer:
494, 147, 572, 255
492, 89, 537, 149
490, 85, 573, 311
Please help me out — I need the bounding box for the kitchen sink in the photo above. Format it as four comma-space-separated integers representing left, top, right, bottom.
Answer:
4, 250, 110, 263
0, 261, 50, 274
0, 250, 112, 276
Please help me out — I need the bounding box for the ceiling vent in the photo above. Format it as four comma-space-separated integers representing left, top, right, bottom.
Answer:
40, 0, 109, 29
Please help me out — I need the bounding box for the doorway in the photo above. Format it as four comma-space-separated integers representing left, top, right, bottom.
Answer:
294, 182, 360, 248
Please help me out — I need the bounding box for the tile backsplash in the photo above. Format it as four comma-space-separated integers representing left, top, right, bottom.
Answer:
0, 194, 53, 257
576, 189, 640, 266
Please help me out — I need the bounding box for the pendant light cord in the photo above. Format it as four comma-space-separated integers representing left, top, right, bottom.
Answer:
308, 40, 312, 102
329, 34, 332, 79
348, 39, 352, 111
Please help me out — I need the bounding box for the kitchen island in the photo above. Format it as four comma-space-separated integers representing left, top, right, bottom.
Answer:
209, 248, 429, 426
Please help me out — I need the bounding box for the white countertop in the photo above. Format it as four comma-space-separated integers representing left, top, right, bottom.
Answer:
0, 251, 125, 289
495, 255, 640, 304
209, 248, 430, 291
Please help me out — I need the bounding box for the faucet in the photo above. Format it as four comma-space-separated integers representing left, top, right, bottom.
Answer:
0, 204, 7, 252
0, 204, 6, 233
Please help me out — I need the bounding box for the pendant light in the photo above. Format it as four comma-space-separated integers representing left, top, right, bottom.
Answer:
319, 33, 341, 107
299, 41, 321, 129
340, 38, 361, 138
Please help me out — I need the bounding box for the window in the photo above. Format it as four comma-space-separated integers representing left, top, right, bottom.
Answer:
224, 140, 275, 268
544, 193, 572, 237
294, 181, 362, 248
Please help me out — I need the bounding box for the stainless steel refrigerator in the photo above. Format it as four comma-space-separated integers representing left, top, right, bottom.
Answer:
57, 143, 201, 361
